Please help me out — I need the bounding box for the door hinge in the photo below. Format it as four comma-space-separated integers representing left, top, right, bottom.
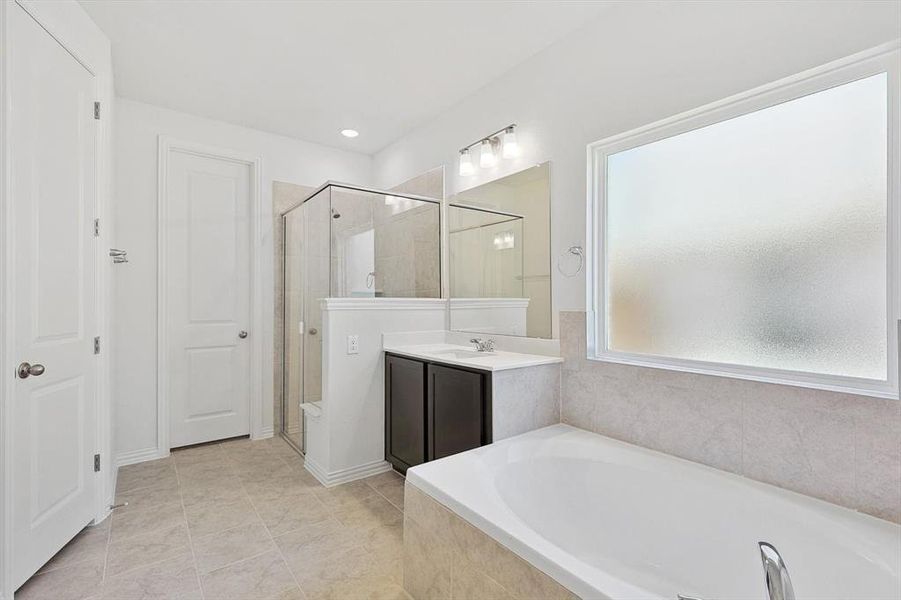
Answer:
94, 454, 101, 472
94, 336, 100, 355
94, 102, 101, 120
94, 218, 100, 237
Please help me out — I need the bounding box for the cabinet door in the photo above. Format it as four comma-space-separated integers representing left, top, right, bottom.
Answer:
385, 354, 427, 472
428, 364, 486, 461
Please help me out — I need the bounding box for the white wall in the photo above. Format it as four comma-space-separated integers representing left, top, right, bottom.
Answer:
306, 298, 447, 485
114, 98, 372, 463
372, 0, 901, 323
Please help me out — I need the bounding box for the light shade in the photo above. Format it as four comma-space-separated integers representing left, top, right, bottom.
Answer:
502, 126, 519, 158
459, 149, 474, 176
479, 139, 496, 168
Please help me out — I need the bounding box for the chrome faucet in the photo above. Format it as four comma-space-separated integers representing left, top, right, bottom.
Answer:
470, 338, 495, 352
758, 542, 795, 600
678, 542, 794, 600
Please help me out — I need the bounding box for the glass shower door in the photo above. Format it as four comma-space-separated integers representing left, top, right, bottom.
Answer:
282, 204, 305, 451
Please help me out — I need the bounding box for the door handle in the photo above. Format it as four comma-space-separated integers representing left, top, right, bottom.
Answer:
238, 331, 248, 339
308, 328, 318, 335
17, 362, 45, 379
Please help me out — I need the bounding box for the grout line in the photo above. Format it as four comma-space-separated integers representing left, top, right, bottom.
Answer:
242, 447, 307, 598
175, 452, 207, 600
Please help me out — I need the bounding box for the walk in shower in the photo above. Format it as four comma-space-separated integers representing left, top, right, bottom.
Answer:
280, 183, 441, 453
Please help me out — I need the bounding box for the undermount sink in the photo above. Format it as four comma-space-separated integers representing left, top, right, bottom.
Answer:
433, 349, 491, 359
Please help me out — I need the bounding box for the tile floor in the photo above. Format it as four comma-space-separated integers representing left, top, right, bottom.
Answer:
16, 436, 409, 600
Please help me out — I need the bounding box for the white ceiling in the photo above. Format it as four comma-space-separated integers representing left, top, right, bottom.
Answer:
79, 0, 607, 154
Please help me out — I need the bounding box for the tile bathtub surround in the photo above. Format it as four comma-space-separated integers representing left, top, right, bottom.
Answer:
559, 310, 901, 523
16, 436, 410, 600
403, 481, 577, 600
492, 363, 561, 441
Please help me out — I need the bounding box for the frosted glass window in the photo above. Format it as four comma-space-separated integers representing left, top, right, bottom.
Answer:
603, 73, 888, 381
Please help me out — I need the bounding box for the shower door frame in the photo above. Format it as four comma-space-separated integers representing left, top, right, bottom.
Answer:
279, 182, 443, 455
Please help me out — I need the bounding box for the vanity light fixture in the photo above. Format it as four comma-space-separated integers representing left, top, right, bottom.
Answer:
479, 139, 497, 168
340, 129, 359, 138
502, 126, 519, 158
458, 124, 518, 176
459, 148, 474, 176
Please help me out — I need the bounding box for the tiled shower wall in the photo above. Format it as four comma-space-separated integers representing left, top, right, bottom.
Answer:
559, 311, 901, 523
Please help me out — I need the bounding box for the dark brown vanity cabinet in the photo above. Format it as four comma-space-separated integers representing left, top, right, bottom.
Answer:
385, 353, 491, 474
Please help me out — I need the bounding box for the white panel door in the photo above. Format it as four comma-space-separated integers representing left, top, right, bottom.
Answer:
9, 4, 98, 588
166, 149, 251, 447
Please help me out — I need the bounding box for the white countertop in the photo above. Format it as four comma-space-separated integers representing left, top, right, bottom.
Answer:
383, 343, 563, 372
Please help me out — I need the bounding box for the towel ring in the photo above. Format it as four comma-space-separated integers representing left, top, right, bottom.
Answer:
557, 245, 584, 277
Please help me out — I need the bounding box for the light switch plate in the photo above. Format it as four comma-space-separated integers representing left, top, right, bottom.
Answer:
347, 334, 359, 354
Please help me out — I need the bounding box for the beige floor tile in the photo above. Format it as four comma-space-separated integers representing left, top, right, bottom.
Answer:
201, 550, 297, 600
110, 501, 187, 542
96, 553, 202, 599
176, 459, 236, 485
15, 559, 104, 600
179, 475, 246, 507
268, 585, 309, 600
253, 491, 332, 536
37, 521, 109, 574
292, 545, 394, 600
117, 459, 178, 494
243, 475, 321, 503
184, 496, 259, 537
332, 493, 403, 534
106, 523, 192, 576
361, 523, 404, 559
374, 482, 405, 510
236, 463, 297, 486
273, 518, 360, 574
192, 521, 277, 574
114, 477, 182, 513
314, 480, 378, 509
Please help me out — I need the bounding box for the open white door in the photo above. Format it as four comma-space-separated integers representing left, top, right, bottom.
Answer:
163, 146, 252, 448
9, 3, 98, 588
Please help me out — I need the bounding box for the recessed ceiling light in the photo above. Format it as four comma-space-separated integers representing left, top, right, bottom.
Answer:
340, 129, 359, 138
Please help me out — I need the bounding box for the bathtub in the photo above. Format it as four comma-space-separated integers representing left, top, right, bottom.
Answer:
405, 424, 901, 600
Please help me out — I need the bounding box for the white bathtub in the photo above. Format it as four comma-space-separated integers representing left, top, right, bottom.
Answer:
406, 424, 901, 600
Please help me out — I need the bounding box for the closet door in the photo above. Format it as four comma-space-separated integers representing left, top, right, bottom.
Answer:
9, 3, 98, 587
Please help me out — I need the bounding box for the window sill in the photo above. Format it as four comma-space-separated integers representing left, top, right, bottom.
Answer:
586, 352, 898, 400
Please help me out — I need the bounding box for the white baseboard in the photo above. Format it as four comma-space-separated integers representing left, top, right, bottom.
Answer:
116, 447, 168, 467
304, 457, 392, 488
253, 426, 274, 440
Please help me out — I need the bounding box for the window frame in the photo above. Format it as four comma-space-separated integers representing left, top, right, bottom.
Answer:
587, 43, 901, 400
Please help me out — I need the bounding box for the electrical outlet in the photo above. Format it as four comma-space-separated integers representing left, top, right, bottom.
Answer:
347, 334, 359, 355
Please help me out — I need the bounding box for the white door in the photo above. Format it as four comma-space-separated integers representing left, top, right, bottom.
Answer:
165, 148, 251, 447
10, 4, 98, 588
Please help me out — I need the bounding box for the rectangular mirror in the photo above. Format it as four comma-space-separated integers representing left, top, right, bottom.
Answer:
448, 162, 551, 338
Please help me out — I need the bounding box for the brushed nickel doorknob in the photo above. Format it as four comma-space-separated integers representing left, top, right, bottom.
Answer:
238, 331, 248, 339
17, 362, 45, 379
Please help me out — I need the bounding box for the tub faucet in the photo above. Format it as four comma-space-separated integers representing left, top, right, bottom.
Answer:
758, 542, 795, 600
677, 542, 794, 600
470, 338, 495, 352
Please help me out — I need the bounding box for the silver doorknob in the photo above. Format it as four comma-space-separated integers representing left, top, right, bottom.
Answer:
308, 328, 318, 335
17, 362, 45, 379
238, 331, 248, 339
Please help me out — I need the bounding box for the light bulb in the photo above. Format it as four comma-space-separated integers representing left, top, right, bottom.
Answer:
459, 149, 474, 176
502, 126, 519, 158
479, 139, 496, 168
